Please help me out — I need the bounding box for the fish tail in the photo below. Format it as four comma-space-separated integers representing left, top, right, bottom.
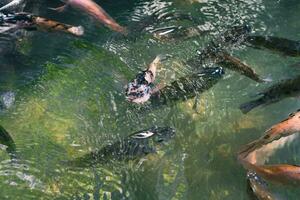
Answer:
240, 99, 264, 114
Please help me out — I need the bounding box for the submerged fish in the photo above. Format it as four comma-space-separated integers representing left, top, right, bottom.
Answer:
149, 67, 224, 107
246, 35, 300, 57
217, 52, 267, 83
240, 75, 300, 114
239, 109, 300, 187
195, 25, 252, 62
0, 12, 84, 36
186, 25, 265, 82
70, 127, 175, 167
242, 161, 300, 185
52, 0, 126, 34
239, 109, 300, 158
0, 125, 16, 156
247, 172, 277, 200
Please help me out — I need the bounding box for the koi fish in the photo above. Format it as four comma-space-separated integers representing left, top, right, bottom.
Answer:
247, 172, 277, 200
52, 0, 127, 34
239, 109, 300, 185
239, 109, 300, 159
0, 12, 84, 36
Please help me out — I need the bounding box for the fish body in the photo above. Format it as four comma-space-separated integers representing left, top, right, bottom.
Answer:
125, 55, 163, 104
217, 52, 266, 83
63, 0, 126, 34
240, 76, 300, 113
186, 25, 264, 82
190, 25, 252, 66
32, 15, 84, 36
239, 109, 300, 190
150, 67, 224, 106
239, 110, 300, 159
242, 161, 300, 185
247, 35, 300, 57
70, 127, 175, 167
247, 172, 277, 200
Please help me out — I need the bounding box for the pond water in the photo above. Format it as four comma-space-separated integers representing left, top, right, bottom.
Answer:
0, 0, 300, 199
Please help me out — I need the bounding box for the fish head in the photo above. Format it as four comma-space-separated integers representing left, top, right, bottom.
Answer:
130, 127, 175, 144
198, 67, 225, 78
233, 24, 251, 35
150, 127, 176, 144
222, 24, 252, 46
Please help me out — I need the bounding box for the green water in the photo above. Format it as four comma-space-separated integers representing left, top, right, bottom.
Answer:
0, 0, 300, 199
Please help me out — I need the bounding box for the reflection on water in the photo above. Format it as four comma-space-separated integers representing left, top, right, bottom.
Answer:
0, 0, 300, 199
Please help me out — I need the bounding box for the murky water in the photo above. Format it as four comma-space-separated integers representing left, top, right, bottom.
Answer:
0, 0, 299, 199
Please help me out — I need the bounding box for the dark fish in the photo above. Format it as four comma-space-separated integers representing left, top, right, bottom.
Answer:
70, 127, 175, 167
246, 35, 300, 57
247, 172, 277, 200
0, 125, 16, 156
240, 75, 300, 113
186, 25, 265, 82
217, 52, 267, 83
149, 67, 224, 107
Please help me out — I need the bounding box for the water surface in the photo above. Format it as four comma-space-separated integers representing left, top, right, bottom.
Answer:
0, 0, 300, 199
